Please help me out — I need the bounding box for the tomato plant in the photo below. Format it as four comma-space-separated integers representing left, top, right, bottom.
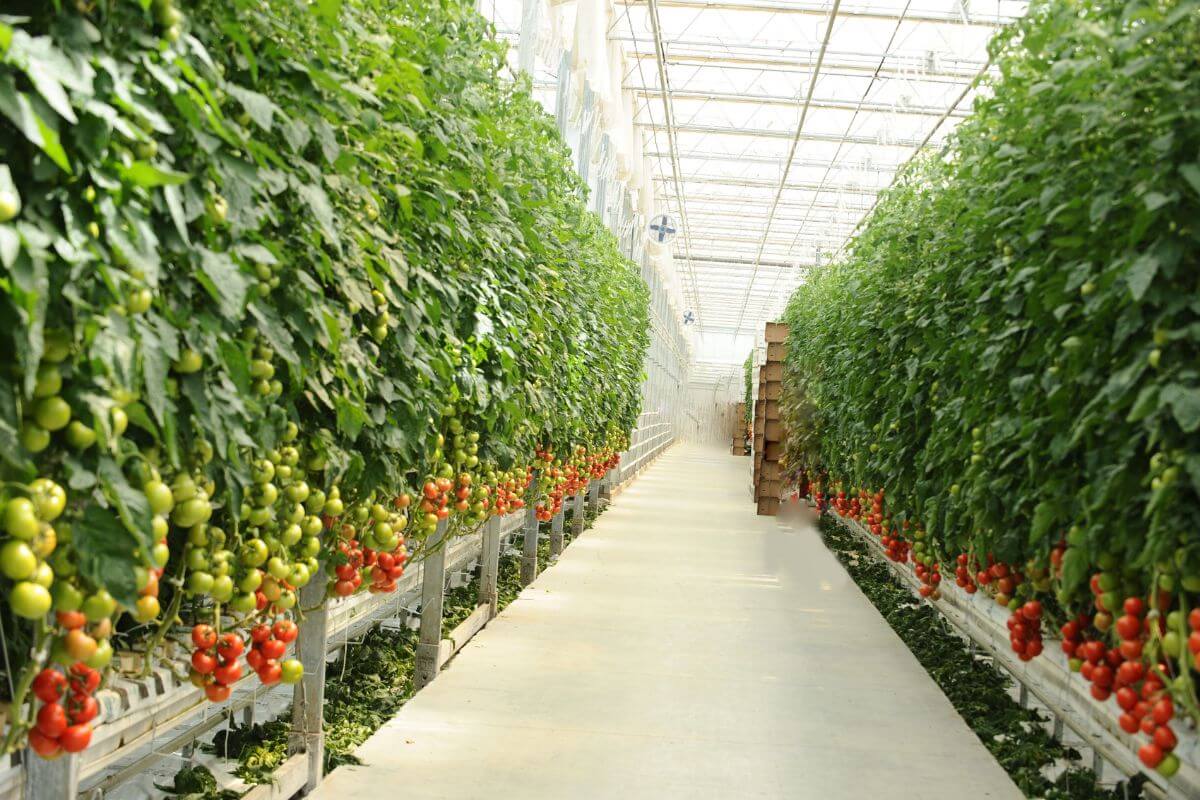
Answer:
782, 0, 1199, 773
0, 0, 648, 758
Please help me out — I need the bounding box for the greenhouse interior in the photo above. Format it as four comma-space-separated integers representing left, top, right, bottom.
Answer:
0, 0, 1197, 797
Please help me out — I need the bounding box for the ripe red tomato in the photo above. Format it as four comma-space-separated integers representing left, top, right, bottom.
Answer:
272, 620, 298, 643
1114, 614, 1141, 641
1151, 698, 1174, 725
1153, 725, 1177, 752
59, 723, 92, 753
32, 669, 67, 704
36, 702, 68, 738
28, 729, 62, 758
1118, 713, 1139, 734
246, 648, 265, 671
192, 624, 218, 650
257, 661, 282, 685
68, 663, 100, 694
217, 633, 245, 661
1138, 743, 1164, 769
205, 683, 231, 702
261, 638, 286, 660
213, 660, 243, 686
68, 693, 99, 725
250, 623, 272, 644
191, 650, 217, 675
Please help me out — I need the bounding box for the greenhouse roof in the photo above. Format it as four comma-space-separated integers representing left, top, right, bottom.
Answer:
485, 0, 1026, 361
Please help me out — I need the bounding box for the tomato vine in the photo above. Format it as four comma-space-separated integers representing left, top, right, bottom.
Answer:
782, 0, 1200, 774
0, 0, 648, 759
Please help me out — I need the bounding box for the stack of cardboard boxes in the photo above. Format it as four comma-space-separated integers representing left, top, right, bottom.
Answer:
753, 322, 787, 515
732, 402, 747, 455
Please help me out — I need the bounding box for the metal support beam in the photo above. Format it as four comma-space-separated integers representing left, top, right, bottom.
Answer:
633, 88, 968, 118
653, 174, 880, 194
639, 121, 927, 148
615, 0, 1016, 27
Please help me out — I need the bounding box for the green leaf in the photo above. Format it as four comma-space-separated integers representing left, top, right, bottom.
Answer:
118, 161, 190, 187
1160, 384, 1200, 433
197, 248, 250, 320
0, 76, 71, 172
227, 84, 281, 131
1060, 547, 1089, 593
1125, 252, 1158, 301
1181, 163, 1200, 198
98, 457, 155, 557
335, 396, 368, 441
163, 184, 189, 243
73, 505, 140, 607
1029, 500, 1057, 546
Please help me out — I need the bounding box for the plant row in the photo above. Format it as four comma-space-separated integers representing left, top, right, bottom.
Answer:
780, 0, 1199, 779
0, 0, 648, 762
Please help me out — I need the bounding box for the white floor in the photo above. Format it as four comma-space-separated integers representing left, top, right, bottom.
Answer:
312, 444, 1023, 799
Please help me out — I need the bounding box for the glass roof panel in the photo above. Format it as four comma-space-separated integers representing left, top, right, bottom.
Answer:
484, 0, 1026, 347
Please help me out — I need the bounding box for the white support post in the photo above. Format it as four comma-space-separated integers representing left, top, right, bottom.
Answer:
520, 469, 541, 585
478, 515, 502, 618
517, 0, 540, 75
570, 490, 586, 538
414, 518, 449, 690
25, 751, 78, 800
587, 477, 600, 512
288, 564, 329, 794
549, 506, 565, 559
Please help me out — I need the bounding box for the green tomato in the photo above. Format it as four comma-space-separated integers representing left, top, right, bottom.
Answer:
20, 423, 50, 453
275, 589, 296, 610
287, 482, 310, 504
82, 589, 117, 621
11, 581, 52, 618
280, 524, 302, 546
33, 365, 62, 399
151, 541, 170, 568
126, 288, 153, 315
65, 420, 97, 450
324, 497, 344, 516
257, 482, 279, 507
174, 348, 203, 373
288, 563, 310, 587
230, 592, 257, 613
173, 498, 212, 528
187, 571, 214, 594
144, 480, 175, 516
0, 189, 20, 222
241, 538, 269, 567
185, 547, 209, 571
302, 515, 323, 537
51, 580, 83, 612
300, 536, 321, 558
280, 658, 304, 684
0, 540, 38, 580
237, 569, 263, 592
266, 556, 290, 581
85, 638, 113, 669
110, 406, 129, 437
29, 479, 66, 522
5, 498, 41, 540
210, 574, 234, 602
42, 330, 71, 363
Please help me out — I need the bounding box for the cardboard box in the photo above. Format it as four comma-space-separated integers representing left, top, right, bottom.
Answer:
765, 322, 789, 343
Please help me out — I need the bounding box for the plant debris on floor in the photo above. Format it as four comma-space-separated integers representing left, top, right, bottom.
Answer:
819, 515, 1147, 800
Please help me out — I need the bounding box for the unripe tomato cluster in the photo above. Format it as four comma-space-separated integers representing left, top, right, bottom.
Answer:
27, 663, 100, 759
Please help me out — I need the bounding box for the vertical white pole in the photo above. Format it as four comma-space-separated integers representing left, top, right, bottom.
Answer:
414, 518, 449, 689
289, 564, 329, 793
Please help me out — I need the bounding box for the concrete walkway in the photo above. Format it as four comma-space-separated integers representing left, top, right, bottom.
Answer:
312, 444, 1022, 800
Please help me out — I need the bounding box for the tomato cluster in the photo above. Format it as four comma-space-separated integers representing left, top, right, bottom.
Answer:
27, 664, 100, 759
1006, 601, 1044, 661
799, 477, 1197, 781
188, 625, 245, 702
245, 621, 302, 686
